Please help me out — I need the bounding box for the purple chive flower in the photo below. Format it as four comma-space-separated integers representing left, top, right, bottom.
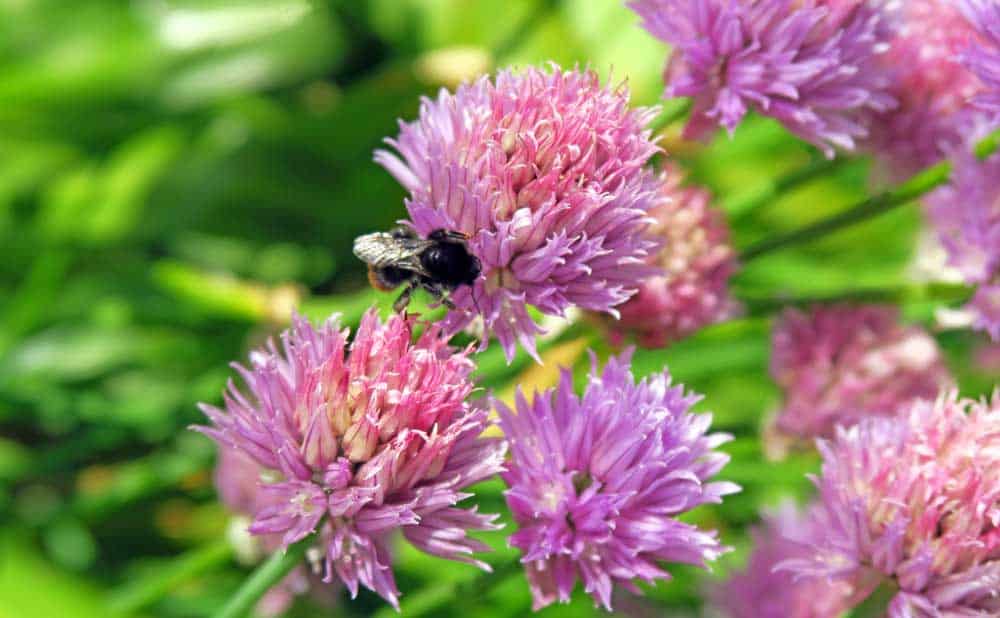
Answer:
769, 305, 952, 444
196, 310, 506, 608
496, 351, 739, 610
926, 138, 1000, 341
959, 0, 1000, 120
779, 392, 1000, 616
863, 0, 990, 179
626, 0, 897, 157
711, 502, 855, 618
375, 65, 662, 362
605, 164, 740, 349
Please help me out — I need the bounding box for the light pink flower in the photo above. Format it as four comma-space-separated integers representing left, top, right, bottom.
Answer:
770, 304, 952, 441
606, 165, 740, 348
864, 0, 987, 179
712, 502, 855, 618
926, 126, 1000, 342
779, 392, 1000, 616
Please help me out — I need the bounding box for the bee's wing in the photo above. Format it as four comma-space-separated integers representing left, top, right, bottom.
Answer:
352, 232, 431, 274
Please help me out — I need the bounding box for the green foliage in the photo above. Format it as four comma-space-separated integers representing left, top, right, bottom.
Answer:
0, 1, 994, 617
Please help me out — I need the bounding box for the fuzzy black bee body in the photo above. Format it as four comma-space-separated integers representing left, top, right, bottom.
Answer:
353, 227, 481, 312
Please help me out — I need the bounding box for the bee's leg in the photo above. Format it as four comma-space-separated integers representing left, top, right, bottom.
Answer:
393, 284, 415, 313
422, 282, 456, 309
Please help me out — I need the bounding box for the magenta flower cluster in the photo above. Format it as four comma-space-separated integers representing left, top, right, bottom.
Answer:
769, 304, 952, 442
197, 311, 506, 608
376, 65, 662, 361
190, 4, 1000, 608
780, 393, 1000, 616
496, 351, 738, 610
627, 0, 897, 156
607, 165, 740, 348
197, 62, 750, 614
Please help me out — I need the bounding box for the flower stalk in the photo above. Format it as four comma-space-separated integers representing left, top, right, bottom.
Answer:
213, 536, 312, 618
492, 0, 561, 60
740, 283, 972, 316
851, 582, 898, 618
740, 160, 952, 262
725, 157, 849, 221
649, 97, 693, 133
741, 127, 1000, 262
110, 539, 234, 614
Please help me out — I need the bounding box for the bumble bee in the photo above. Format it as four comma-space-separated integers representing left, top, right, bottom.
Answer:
352, 227, 481, 312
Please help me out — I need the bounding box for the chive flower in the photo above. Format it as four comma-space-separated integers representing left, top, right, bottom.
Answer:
627, 0, 897, 156
496, 351, 738, 610
196, 310, 506, 608
779, 392, 1000, 616
376, 65, 662, 362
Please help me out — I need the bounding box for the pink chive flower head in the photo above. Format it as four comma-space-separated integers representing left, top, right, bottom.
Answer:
779, 393, 1000, 616
496, 351, 739, 611
195, 310, 506, 608
926, 139, 1000, 341
606, 165, 740, 348
770, 305, 952, 441
626, 0, 897, 156
864, 0, 988, 178
712, 502, 854, 618
375, 65, 662, 362
959, 0, 1000, 119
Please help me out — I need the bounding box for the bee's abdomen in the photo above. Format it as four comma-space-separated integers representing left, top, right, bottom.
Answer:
368, 265, 411, 291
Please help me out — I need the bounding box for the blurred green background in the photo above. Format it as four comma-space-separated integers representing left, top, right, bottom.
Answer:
1, 1, 996, 616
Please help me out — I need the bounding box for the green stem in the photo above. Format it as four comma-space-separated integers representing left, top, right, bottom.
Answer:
382, 557, 523, 618
650, 98, 693, 134
740, 160, 952, 262
725, 156, 849, 220
493, 0, 561, 61
212, 536, 312, 618
741, 126, 1000, 262
851, 581, 898, 618
740, 283, 971, 316
109, 539, 234, 614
